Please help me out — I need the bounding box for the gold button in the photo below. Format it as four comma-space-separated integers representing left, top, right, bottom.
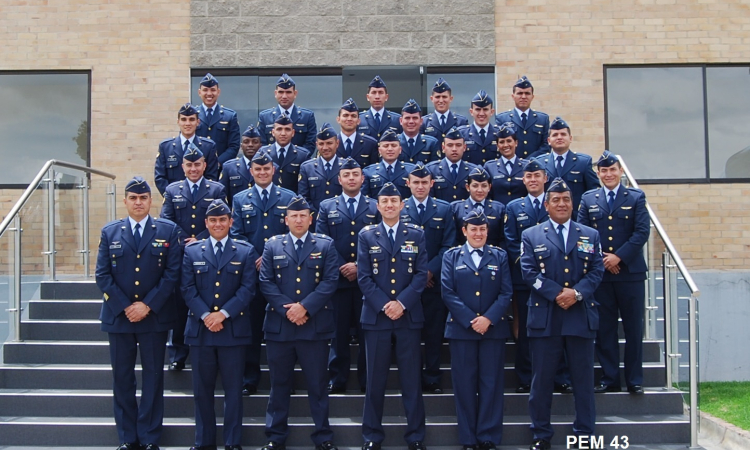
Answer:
475, 272, 479, 276
112, 254, 116, 257
476, 291, 480, 296
192, 205, 197, 210
524, 131, 527, 134
134, 281, 139, 286
264, 225, 268, 229
351, 231, 355, 236
608, 216, 613, 220
192, 214, 196, 219
608, 226, 613, 230
135, 268, 140, 272
565, 282, 569, 287
392, 258, 396, 263
564, 268, 569, 273
191, 224, 196, 228
609, 247, 614, 251
609, 236, 613, 241
296, 278, 301, 282
564, 256, 568, 260
215, 282, 220, 287
326, 191, 330, 194
134, 295, 139, 299
326, 182, 330, 185
296, 289, 301, 294
535, 302, 539, 306
508, 191, 511, 195
240, 312, 244, 316
391, 279, 396, 284
137, 255, 140, 259
391, 290, 396, 295
264, 213, 268, 217
507, 178, 511, 182
217, 271, 221, 274
391, 268, 396, 273
214, 306, 219, 311
351, 242, 355, 247
524, 141, 528, 144
298, 266, 302, 271
351, 221, 356, 225
215, 293, 220, 298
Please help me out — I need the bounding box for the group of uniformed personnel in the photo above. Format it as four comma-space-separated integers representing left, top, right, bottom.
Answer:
97, 72, 650, 450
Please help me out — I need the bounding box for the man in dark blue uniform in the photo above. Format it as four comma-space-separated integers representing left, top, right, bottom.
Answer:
257, 73, 317, 153
95, 177, 182, 450
160, 146, 226, 371
441, 210, 513, 449
520, 178, 604, 450
336, 98, 379, 169
484, 122, 528, 206
459, 90, 502, 166
299, 123, 343, 214
536, 117, 599, 220
195, 73, 241, 164
259, 196, 340, 450
578, 151, 650, 395
230, 151, 295, 395
398, 99, 441, 165
450, 167, 505, 249
358, 183, 428, 450
259, 113, 311, 194
220, 125, 263, 201
181, 199, 257, 450
316, 158, 379, 394
495, 76, 551, 159
362, 130, 415, 199
155, 103, 219, 196
421, 77, 469, 146
358, 75, 402, 140
400, 164, 456, 394
426, 127, 477, 203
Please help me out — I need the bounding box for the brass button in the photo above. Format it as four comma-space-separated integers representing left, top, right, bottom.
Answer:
135, 268, 140, 272
137, 255, 140, 259
134, 295, 139, 299
351, 221, 356, 225
264, 225, 268, 229
351, 242, 355, 247
192, 214, 196, 219
192, 205, 197, 210
391, 268, 396, 273
564, 268, 569, 273
296, 278, 301, 282
564, 256, 568, 260
564, 282, 569, 287
296, 289, 301, 294
215, 282, 220, 287
507, 178, 511, 182
608, 226, 613, 230
134, 281, 139, 286
608, 216, 613, 220
391, 290, 396, 295
391, 279, 396, 284
213, 306, 219, 311
264, 213, 268, 217
391, 258, 396, 263
298, 267, 301, 271
476, 291, 480, 296
191, 224, 196, 228
475, 272, 479, 276
609, 236, 613, 241
215, 293, 220, 298
535, 302, 539, 306
351, 231, 355, 235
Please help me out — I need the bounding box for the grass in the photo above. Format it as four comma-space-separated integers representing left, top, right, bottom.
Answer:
701, 382, 750, 431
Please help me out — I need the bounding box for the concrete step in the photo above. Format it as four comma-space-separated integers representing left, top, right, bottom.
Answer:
0, 414, 690, 447
39, 280, 101, 300
0, 388, 685, 418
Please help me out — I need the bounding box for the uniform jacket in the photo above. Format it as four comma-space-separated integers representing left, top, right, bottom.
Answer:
398, 133, 441, 165
421, 111, 469, 145
336, 132, 379, 169
426, 159, 477, 203
458, 123, 502, 166
260, 143, 310, 194
181, 238, 258, 346
362, 160, 414, 199
155, 136, 219, 196
450, 198, 505, 248
357, 222, 428, 330
358, 109, 402, 140
504, 195, 549, 287
259, 233, 339, 341
95, 217, 182, 333
577, 184, 650, 282
258, 105, 317, 152
298, 157, 343, 214
220, 157, 254, 202
536, 151, 600, 219
196, 104, 241, 164
484, 157, 528, 206
441, 245, 513, 340
520, 221, 604, 338
160, 179, 227, 240
495, 109, 551, 159
230, 184, 295, 254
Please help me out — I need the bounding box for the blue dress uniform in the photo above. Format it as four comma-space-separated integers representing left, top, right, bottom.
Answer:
426, 158, 477, 203
155, 138, 219, 197
258, 104, 318, 153
450, 198, 505, 248
95, 177, 182, 448
220, 156, 254, 202
495, 76, 551, 160
441, 211, 513, 447
261, 141, 311, 195
259, 197, 339, 447
357, 200, 428, 446
358, 108, 402, 140
298, 156, 343, 215
363, 160, 414, 199
577, 151, 650, 393
520, 179, 604, 446
459, 123, 502, 166
181, 200, 258, 449
337, 131, 379, 169
421, 111, 469, 147
195, 73, 242, 164
484, 156, 528, 206
398, 132, 441, 165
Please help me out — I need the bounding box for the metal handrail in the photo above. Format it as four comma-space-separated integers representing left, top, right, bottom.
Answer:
0, 159, 116, 238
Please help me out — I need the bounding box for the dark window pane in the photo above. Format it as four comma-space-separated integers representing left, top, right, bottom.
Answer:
706, 67, 750, 179
0, 72, 89, 185
424, 73, 496, 116
191, 75, 259, 131
259, 75, 342, 131
606, 67, 706, 180
342, 66, 424, 114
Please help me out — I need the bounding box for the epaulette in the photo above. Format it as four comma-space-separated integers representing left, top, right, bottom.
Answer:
297, 107, 314, 114
405, 223, 421, 230
314, 233, 332, 241
186, 239, 204, 247
197, 136, 214, 144
232, 239, 251, 247
219, 105, 236, 113
362, 225, 377, 232
432, 198, 451, 207
159, 137, 175, 145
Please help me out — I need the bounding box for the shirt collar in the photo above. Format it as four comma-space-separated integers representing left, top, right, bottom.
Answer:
280, 104, 295, 115
528, 193, 545, 204
515, 107, 530, 117
180, 134, 193, 146
470, 197, 485, 207
187, 177, 204, 191
370, 107, 385, 116
128, 216, 149, 233
275, 142, 289, 152
341, 130, 357, 142
383, 221, 400, 235
320, 155, 337, 166
464, 242, 484, 253
254, 184, 272, 197
243, 155, 251, 166
473, 123, 490, 134
604, 184, 620, 198
437, 110, 451, 119
203, 104, 216, 114
413, 197, 429, 209
553, 150, 569, 162
209, 235, 229, 250
342, 192, 362, 204
290, 231, 309, 244
501, 155, 516, 165
549, 218, 571, 231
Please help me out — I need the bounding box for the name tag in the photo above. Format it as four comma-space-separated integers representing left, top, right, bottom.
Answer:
109, 244, 121, 249
487, 264, 498, 271
620, 206, 632, 210
533, 246, 548, 253
230, 261, 242, 265
241, 205, 253, 211
167, 155, 177, 161
328, 211, 340, 218
229, 176, 241, 180
193, 261, 206, 266
369, 246, 382, 254
273, 255, 286, 260
425, 127, 434, 132
456, 265, 467, 270
535, 124, 544, 128
220, 121, 229, 124
466, 141, 475, 145
309, 177, 319, 181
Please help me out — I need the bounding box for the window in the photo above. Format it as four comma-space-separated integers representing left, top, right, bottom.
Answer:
605, 65, 750, 182
0, 71, 90, 187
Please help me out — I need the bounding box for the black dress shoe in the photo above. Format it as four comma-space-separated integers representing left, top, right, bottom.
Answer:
462, 446, 476, 450
189, 446, 216, 450
478, 441, 496, 450
554, 383, 573, 394
315, 441, 338, 450
516, 384, 531, 393
327, 384, 346, 394
423, 383, 443, 394
594, 383, 621, 393
242, 384, 257, 396
408, 441, 426, 450
628, 385, 644, 395
362, 442, 381, 450
225, 446, 242, 450
116, 444, 138, 450
260, 442, 285, 450
168, 361, 185, 371
141, 445, 160, 450
529, 439, 551, 450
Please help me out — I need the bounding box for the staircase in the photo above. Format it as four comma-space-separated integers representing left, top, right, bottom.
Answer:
0, 280, 690, 449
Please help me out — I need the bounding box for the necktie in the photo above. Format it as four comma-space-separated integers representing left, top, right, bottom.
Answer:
206, 107, 214, 123
479, 128, 486, 143
278, 147, 286, 166
348, 197, 356, 217
388, 228, 395, 245
374, 112, 381, 129
133, 223, 142, 249
191, 183, 198, 202
408, 138, 415, 153
184, 139, 190, 153
440, 114, 446, 128
608, 191, 615, 211
533, 198, 541, 216
557, 224, 566, 250
386, 165, 393, 177
473, 248, 484, 266
325, 161, 331, 175
295, 238, 303, 259
556, 155, 564, 174
418, 203, 425, 221
215, 241, 223, 261
521, 112, 528, 128
474, 202, 483, 212
345, 138, 352, 157
451, 163, 458, 179
261, 189, 269, 209
473, 248, 484, 257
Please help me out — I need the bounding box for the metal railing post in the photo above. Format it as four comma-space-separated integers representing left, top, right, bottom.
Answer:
46, 168, 57, 280
662, 251, 673, 389
9, 216, 23, 342
80, 175, 90, 277
689, 294, 700, 449
108, 181, 117, 221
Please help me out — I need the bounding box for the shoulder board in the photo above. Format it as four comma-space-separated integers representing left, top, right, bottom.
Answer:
277, 187, 296, 196
197, 136, 213, 143
219, 105, 236, 113
433, 198, 451, 207
314, 233, 332, 241
362, 225, 377, 232
159, 137, 175, 144
405, 223, 421, 229
297, 107, 314, 114
186, 239, 204, 247
232, 239, 250, 247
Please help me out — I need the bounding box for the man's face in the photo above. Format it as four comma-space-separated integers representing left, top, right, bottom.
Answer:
337, 110, 360, 134
123, 192, 152, 222
467, 180, 490, 202
366, 87, 388, 109
251, 163, 275, 188
240, 137, 262, 159
512, 87, 534, 110
178, 114, 199, 137
182, 158, 206, 183
545, 191, 573, 224
470, 104, 495, 127
272, 123, 295, 147
378, 141, 401, 164
523, 170, 548, 196
548, 128, 572, 154
205, 215, 232, 241
407, 175, 433, 201
400, 111, 422, 135
198, 85, 220, 108
442, 138, 466, 163
285, 209, 312, 238
430, 91, 453, 114
274, 87, 298, 109
339, 168, 364, 195
463, 223, 488, 248
317, 136, 339, 160
597, 163, 623, 190
376, 196, 404, 222
497, 136, 518, 159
